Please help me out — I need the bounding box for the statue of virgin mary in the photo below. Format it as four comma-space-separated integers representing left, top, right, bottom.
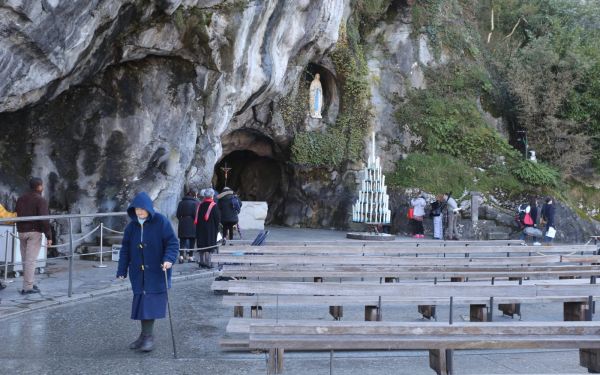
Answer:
309, 73, 323, 119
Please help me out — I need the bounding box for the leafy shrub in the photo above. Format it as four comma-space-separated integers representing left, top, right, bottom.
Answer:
510, 160, 560, 187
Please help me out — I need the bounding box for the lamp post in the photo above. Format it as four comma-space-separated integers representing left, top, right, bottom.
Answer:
516, 130, 528, 160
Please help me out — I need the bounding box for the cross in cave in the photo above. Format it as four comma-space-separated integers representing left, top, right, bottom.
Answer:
220, 163, 232, 186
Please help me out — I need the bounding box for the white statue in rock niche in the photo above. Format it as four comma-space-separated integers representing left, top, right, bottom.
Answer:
309, 73, 323, 119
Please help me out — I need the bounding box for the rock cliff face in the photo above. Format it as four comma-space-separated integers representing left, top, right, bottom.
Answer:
0, 0, 598, 240
0, 0, 344, 229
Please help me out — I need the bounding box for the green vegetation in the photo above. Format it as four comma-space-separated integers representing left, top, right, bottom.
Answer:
388, 153, 525, 198
390, 0, 600, 207
477, 0, 600, 175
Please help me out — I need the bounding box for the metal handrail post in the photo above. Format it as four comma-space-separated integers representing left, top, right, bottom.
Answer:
95, 222, 106, 268
68, 218, 74, 297
4, 229, 9, 281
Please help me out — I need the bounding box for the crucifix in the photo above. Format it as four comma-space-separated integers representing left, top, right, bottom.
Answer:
220, 163, 232, 186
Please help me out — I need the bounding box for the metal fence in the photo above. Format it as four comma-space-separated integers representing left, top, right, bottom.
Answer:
0, 212, 127, 297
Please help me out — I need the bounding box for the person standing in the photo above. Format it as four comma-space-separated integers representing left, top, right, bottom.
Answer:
195, 188, 221, 268
540, 197, 556, 244
444, 193, 461, 240
217, 187, 242, 243
15, 177, 52, 294
116, 192, 179, 352
430, 194, 445, 240
410, 192, 426, 239
176, 189, 199, 263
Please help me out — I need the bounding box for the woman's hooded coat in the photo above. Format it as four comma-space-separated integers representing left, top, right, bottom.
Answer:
116, 192, 179, 295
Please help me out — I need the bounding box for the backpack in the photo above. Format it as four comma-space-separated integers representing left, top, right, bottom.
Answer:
231, 195, 241, 214
514, 204, 528, 228
430, 201, 442, 217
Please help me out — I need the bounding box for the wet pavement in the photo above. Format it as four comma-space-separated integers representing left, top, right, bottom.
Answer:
0, 227, 593, 374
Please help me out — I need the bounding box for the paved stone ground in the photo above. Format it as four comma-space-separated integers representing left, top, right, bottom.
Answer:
0, 227, 594, 374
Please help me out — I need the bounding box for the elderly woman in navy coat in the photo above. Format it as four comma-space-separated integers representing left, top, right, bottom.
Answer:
116, 192, 179, 352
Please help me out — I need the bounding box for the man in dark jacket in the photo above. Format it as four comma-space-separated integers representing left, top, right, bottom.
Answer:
176, 189, 198, 263
15, 177, 52, 294
540, 197, 556, 244
217, 187, 242, 243
116, 192, 179, 352
195, 188, 221, 268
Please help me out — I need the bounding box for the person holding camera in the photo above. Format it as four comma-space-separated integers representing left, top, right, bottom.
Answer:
430, 194, 445, 240
443, 193, 461, 240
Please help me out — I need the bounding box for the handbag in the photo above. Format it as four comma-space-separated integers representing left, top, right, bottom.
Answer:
546, 226, 556, 238
407, 207, 414, 220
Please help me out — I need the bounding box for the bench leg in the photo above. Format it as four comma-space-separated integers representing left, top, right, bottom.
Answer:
429, 349, 453, 375
329, 305, 343, 320
251, 305, 263, 319
564, 301, 588, 321
233, 306, 244, 318
580, 349, 600, 373
469, 304, 487, 322
563, 301, 599, 373
268, 348, 284, 374
418, 305, 436, 320
498, 303, 520, 318
365, 305, 381, 321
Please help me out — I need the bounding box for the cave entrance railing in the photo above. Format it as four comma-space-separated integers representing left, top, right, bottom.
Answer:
0, 212, 127, 297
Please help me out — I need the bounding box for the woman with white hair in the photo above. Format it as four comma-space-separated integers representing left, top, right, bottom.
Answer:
194, 188, 221, 268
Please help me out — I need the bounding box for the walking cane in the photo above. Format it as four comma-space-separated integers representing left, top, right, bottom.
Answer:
163, 267, 178, 359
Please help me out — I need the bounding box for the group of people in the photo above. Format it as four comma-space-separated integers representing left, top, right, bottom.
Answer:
409, 191, 558, 243
517, 196, 556, 244
175, 186, 242, 267
0, 181, 242, 353
409, 192, 460, 240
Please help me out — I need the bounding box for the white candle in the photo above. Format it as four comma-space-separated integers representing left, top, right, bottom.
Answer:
372, 131, 376, 163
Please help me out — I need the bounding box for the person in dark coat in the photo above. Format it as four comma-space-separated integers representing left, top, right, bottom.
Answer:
540, 197, 556, 244
217, 187, 242, 242
116, 192, 179, 352
176, 189, 199, 263
195, 188, 221, 268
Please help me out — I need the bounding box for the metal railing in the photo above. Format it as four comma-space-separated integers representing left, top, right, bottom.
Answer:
0, 212, 127, 297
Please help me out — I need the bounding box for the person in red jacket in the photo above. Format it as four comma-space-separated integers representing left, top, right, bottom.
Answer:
195, 188, 221, 268
15, 177, 52, 294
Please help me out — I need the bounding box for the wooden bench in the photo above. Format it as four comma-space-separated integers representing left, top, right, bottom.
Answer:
227, 239, 527, 247
214, 247, 600, 319
219, 244, 597, 255
234, 319, 600, 374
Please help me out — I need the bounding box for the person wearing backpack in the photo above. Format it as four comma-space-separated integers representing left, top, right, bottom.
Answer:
195, 188, 221, 268
217, 187, 242, 243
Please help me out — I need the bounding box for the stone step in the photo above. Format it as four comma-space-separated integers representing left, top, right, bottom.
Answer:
103, 235, 123, 245
78, 246, 113, 261
487, 232, 510, 240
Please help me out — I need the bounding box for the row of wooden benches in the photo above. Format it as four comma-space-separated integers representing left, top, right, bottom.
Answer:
212, 242, 600, 374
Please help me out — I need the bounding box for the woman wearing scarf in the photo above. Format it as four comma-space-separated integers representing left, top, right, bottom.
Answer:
116, 192, 179, 352
195, 188, 221, 268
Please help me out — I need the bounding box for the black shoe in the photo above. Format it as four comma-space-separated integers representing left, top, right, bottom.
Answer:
32, 285, 40, 292
20, 288, 40, 295
0, 283, 6, 290
129, 334, 144, 350
140, 334, 154, 352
